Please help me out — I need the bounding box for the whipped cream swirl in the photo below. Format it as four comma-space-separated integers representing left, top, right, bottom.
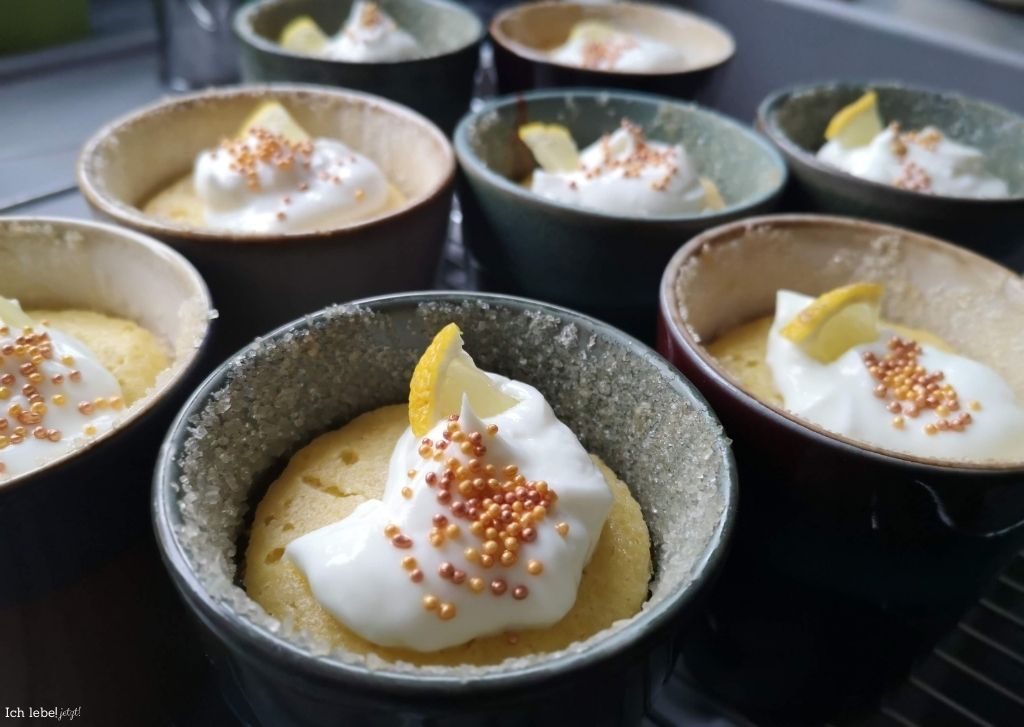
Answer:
817, 123, 1009, 198
287, 376, 614, 651
766, 290, 1024, 461
325, 1, 420, 62
0, 302, 125, 480
531, 121, 708, 216
193, 128, 390, 233
550, 27, 685, 72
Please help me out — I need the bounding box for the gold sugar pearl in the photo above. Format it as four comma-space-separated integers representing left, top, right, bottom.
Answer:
423, 595, 439, 611
401, 556, 417, 571
555, 522, 570, 537
500, 551, 517, 567
469, 577, 485, 593
527, 560, 543, 575
445, 523, 460, 539
438, 603, 457, 620
384, 524, 399, 538
401, 487, 413, 499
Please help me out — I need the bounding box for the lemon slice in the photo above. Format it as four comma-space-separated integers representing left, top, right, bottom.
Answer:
0, 296, 33, 329
780, 283, 884, 363
700, 177, 726, 211
824, 91, 883, 149
518, 122, 580, 173
568, 20, 617, 44
236, 101, 311, 143
279, 15, 329, 55
409, 323, 518, 437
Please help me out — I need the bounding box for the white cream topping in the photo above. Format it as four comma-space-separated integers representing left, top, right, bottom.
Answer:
324, 1, 420, 62
287, 376, 614, 651
0, 303, 125, 481
530, 122, 707, 216
193, 132, 390, 233
766, 290, 1024, 462
550, 27, 685, 72
817, 124, 1010, 199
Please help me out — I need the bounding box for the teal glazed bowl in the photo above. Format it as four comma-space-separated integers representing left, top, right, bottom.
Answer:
490, 2, 735, 99
454, 89, 786, 336
235, 0, 484, 134
757, 81, 1024, 263
153, 292, 736, 726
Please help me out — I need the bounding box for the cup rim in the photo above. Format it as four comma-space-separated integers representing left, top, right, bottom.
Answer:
659, 212, 1024, 474
77, 83, 456, 245
756, 80, 1024, 206
454, 87, 787, 224
0, 216, 213, 494
234, 0, 485, 67
153, 290, 738, 692
489, 0, 735, 78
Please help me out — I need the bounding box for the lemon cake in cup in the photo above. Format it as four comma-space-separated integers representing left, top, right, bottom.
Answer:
658, 214, 1024, 716
154, 292, 735, 725
0, 217, 211, 603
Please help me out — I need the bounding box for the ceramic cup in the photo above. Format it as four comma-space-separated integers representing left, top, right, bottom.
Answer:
658, 213, 1024, 718
235, 0, 484, 134
0, 217, 211, 604
757, 81, 1024, 264
154, 292, 736, 726
490, 1, 734, 99
78, 84, 455, 355
455, 89, 786, 340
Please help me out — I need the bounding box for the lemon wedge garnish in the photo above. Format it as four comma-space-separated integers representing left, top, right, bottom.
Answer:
824, 91, 883, 149
700, 177, 726, 211
408, 323, 518, 437
518, 122, 580, 173
0, 297, 33, 329
236, 101, 311, 143
780, 283, 884, 363
279, 15, 329, 55
568, 20, 617, 44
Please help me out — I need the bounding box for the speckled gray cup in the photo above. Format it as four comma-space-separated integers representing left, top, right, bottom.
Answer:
153, 292, 736, 726
455, 90, 786, 339
757, 82, 1024, 261
235, 0, 483, 134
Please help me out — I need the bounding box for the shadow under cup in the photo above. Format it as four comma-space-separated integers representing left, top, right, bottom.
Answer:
658, 215, 1024, 717
154, 293, 735, 726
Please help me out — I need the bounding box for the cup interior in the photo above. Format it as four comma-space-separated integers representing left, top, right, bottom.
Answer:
79, 86, 454, 237
665, 215, 1024, 467
158, 294, 734, 678
762, 83, 1024, 198
458, 91, 785, 218
240, 0, 483, 60
491, 1, 734, 75
0, 217, 211, 485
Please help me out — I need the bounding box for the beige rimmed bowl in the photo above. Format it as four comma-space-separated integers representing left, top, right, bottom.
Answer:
491, 1, 734, 97
78, 84, 456, 354
0, 216, 211, 604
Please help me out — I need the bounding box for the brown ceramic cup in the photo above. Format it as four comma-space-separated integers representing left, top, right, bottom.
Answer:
78, 84, 455, 355
657, 213, 1024, 716
490, 1, 734, 98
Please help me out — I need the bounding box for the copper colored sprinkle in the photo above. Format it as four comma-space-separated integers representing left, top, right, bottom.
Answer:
512, 585, 529, 600
490, 578, 507, 596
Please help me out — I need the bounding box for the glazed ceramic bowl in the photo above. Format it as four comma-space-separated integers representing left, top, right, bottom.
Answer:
0, 217, 211, 604
757, 82, 1024, 262
154, 292, 736, 726
455, 89, 786, 337
658, 214, 1024, 711
491, 2, 734, 98
78, 84, 455, 354
235, 0, 483, 134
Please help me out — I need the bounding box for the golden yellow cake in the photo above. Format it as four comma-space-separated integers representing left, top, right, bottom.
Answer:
28, 309, 169, 405
245, 404, 651, 666
142, 176, 406, 229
